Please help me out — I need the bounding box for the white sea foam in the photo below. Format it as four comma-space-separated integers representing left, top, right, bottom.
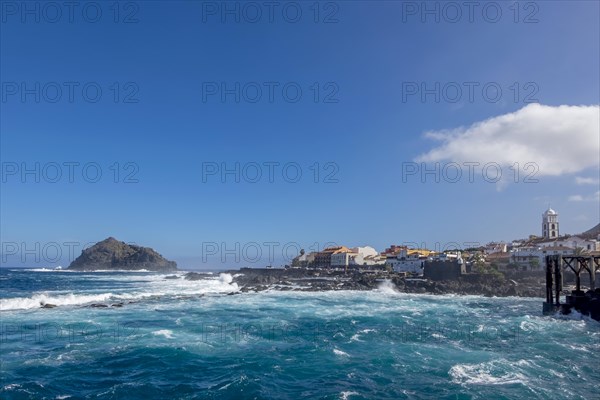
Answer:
350, 328, 377, 342
377, 279, 399, 294
333, 348, 350, 357
449, 360, 528, 386
349, 334, 363, 342
340, 391, 359, 399
219, 273, 233, 284
1, 272, 239, 311
27, 268, 77, 273
0, 292, 115, 311
25, 268, 156, 273
74, 269, 151, 273
153, 329, 174, 339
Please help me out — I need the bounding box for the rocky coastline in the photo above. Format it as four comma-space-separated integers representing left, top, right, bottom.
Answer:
186, 268, 546, 298
36, 268, 545, 310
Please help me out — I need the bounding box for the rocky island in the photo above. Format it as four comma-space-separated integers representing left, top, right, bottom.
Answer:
68, 237, 177, 272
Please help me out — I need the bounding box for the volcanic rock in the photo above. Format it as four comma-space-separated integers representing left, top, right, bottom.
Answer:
68, 237, 177, 272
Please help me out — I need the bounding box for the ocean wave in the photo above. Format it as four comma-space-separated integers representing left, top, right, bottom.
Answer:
23, 268, 187, 273
219, 273, 234, 284
152, 329, 174, 339
333, 348, 350, 357
449, 360, 529, 386
377, 279, 400, 294
0, 292, 115, 311
24, 268, 77, 273
68, 269, 152, 273
0, 274, 239, 311
349, 328, 377, 342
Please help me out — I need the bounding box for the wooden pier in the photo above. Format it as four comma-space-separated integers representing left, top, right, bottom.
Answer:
543, 255, 600, 321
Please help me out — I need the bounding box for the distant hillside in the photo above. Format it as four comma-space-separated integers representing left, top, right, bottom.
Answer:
68, 237, 177, 272
579, 223, 600, 240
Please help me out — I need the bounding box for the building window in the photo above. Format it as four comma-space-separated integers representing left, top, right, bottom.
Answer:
551, 224, 555, 229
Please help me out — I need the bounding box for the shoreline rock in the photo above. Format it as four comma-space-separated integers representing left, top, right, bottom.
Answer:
226, 268, 545, 298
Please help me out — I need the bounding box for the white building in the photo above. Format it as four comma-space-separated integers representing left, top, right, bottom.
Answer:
542, 208, 559, 239
330, 246, 379, 268
538, 236, 599, 252
510, 245, 575, 271
351, 246, 378, 258
291, 251, 316, 268
509, 247, 541, 271
330, 251, 357, 268
361, 254, 385, 266
387, 248, 434, 274
433, 251, 464, 263
484, 242, 508, 255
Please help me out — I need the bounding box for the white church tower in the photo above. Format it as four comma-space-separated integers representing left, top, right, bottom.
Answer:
542, 208, 559, 239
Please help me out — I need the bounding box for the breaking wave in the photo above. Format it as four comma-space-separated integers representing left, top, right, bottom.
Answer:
0, 273, 239, 311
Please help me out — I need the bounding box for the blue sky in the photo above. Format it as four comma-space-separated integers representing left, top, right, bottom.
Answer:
1, 1, 599, 269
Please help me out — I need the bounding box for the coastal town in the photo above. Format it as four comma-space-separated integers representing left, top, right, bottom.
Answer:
286, 208, 600, 280
198, 207, 597, 304
60, 207, 599, 300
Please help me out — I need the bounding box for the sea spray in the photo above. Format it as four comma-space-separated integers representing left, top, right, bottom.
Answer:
377, 279, 399, 294
0, 292, 115, 311
219, 273, 233, 284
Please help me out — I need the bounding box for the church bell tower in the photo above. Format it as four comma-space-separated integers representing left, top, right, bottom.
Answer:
542, 208, 559, 239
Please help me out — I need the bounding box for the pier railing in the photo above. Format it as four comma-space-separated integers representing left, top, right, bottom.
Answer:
545, 255, 600, 305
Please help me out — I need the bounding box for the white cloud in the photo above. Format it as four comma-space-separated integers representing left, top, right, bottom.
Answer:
575, 176, 600, 185
568, 191, 600, 202
416, 104, 600, 177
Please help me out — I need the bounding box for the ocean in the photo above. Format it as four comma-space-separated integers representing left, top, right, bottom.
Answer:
0, 269, 598, 399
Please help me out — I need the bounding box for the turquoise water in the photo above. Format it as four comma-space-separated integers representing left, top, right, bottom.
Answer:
1, 269, 598, 399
